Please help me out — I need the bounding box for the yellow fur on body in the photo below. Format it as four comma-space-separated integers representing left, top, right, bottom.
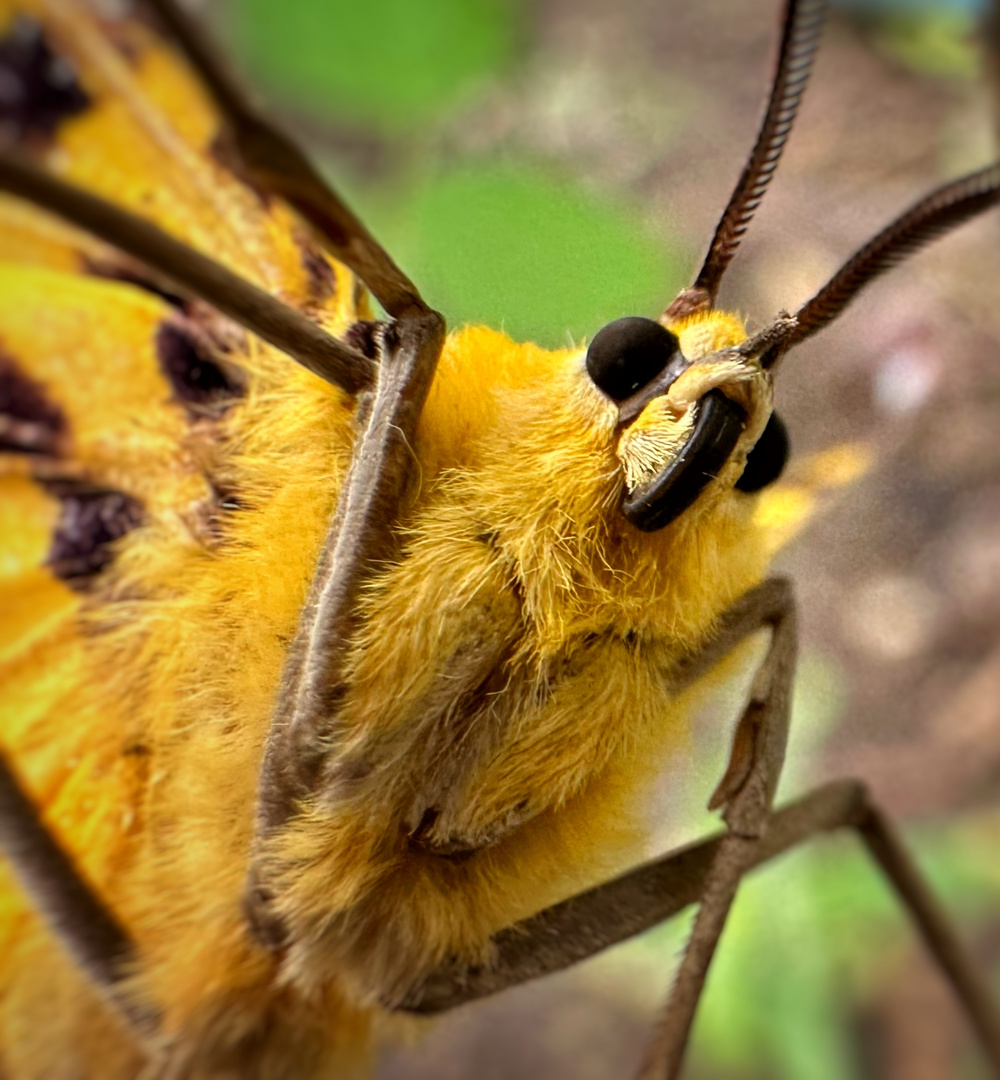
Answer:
2, 313, 780, 1077
0, 2, 847, 1077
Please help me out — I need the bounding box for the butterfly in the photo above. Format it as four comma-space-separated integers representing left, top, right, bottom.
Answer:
1, 1, 1000, 1078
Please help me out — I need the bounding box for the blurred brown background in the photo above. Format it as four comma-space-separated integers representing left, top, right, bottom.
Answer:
216, 0, 1000, 1075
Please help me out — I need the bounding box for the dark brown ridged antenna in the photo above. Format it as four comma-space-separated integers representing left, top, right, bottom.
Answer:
767, 161, 1000, 361
667, 0, 828, 320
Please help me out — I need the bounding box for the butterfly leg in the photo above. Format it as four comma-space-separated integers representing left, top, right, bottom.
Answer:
401, 779, 865, 1012
635, 577, 797, 1078
0, 750, 152, 1041
141, 0, 427, 320
248, 309, 445, 943
648, 580, 1000, 1078
399, 574, 798, 1035
0, 154, 372, 393
402, 577, 1000, 1077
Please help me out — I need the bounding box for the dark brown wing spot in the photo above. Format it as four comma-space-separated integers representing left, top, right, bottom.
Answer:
43, 479, 143, 586
209, 131, 271, 209
0, 17, 90, 148
156, 320, 244, 412
0, 348, 66, 455
297, 235, 337, 303
344, 320, 383, 360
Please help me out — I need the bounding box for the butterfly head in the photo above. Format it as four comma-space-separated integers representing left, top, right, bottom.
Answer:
585, 308, 787, 534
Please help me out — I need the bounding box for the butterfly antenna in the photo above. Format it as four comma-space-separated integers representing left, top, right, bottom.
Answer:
673, 0, 827, 318
751, 161, 1000, 367
143, 0, 431, 321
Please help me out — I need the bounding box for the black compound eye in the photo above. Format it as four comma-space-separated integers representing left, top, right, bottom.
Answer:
585, 317, 681, 402
735, 411, 789, 493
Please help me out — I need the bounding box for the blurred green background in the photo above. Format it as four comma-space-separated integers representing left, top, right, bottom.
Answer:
214, 0, 1000, 1076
